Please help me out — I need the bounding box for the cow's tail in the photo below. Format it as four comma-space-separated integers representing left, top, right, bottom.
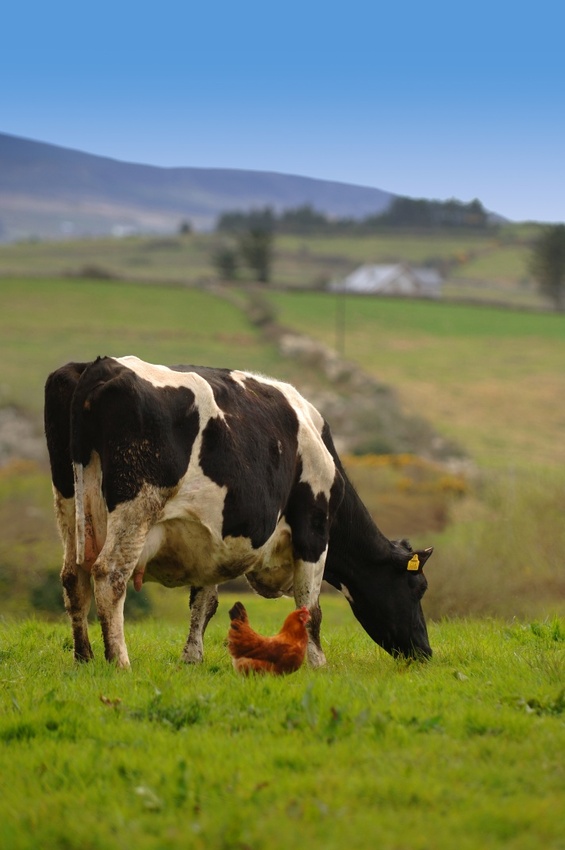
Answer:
69, 356, 112, 567
73, 460, 86, 566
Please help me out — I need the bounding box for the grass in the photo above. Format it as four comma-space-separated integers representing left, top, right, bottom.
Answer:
0, 234, 216, 284
269, 292, 565, 470
0, 276, 281, 413
425, 465, 565, 620
1, 277, 565, 622
0, 226, 547, 307
1, 265, 564, 847
266, 291, 565, 621
1, 603, 564, 850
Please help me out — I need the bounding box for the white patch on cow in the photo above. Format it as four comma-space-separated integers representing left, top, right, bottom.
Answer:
230, 368, 325, 432
340, 583, 354, 604
72, 452, 108, 569
115, 355, 225, 421
229, 370, 249, 388
249, 373, 335, 498
296, 420, 335, 500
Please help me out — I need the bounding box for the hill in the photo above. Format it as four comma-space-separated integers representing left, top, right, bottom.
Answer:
0, 132, 395, 241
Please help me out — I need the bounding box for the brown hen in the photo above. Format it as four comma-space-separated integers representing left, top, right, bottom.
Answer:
227, 601, 311, 675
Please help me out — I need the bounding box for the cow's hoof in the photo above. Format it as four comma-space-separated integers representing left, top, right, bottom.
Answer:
307, 645, 327, 668
182, 647, 203, 664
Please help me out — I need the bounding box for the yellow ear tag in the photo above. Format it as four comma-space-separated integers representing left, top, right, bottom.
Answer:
407, 554, 420, 571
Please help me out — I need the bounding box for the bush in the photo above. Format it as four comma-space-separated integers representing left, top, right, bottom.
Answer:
30, 570, 153, 620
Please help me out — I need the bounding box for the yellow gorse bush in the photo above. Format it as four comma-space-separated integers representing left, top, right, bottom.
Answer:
342, 453, 468, 497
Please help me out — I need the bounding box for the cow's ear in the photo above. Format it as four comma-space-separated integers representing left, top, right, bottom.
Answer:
405, 547, 433, 572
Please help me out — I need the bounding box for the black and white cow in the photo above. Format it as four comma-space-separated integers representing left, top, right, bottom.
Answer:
44, 355, 433, 668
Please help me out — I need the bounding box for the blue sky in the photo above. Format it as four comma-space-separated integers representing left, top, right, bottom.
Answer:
2, 0, 564, 221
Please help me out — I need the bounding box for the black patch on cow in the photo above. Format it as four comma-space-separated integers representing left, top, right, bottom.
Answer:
284, 460, 330, 564
44, 361, 91, 498
70, 357, 200, 510
199, 376, 300, 548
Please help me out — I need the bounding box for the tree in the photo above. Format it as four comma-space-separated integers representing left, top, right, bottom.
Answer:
217, 207, 275, 233
529, 224, 565, 310
238, 227, 274, 283
278, 205, 330, 234
369, 196, 489, 229
212, 245, 239, 280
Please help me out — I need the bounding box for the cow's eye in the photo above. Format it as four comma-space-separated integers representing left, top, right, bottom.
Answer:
409, 574, 427, 599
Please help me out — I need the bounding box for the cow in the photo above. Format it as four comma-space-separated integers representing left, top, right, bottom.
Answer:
44, 355, 433, 669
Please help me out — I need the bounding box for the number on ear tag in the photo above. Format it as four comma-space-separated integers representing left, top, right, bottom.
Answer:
407, 554, 420, 571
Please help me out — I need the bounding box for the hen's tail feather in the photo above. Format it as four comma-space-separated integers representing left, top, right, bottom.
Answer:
228, 601, 248, 623
233, 657, 278, 676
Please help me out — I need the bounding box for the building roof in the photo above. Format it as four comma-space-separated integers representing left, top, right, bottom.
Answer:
329, 263, 442, 297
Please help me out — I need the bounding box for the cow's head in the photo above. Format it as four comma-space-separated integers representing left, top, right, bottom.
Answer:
342, 540, 433, 660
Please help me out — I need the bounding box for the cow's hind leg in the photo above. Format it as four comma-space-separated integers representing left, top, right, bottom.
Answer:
92, 495, 160, 667
93, 540, 147, 668
62, 564, 94, 661
182, 585, 219, 664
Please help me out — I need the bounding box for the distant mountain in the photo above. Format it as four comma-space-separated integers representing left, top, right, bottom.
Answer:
0, 132, 396, 242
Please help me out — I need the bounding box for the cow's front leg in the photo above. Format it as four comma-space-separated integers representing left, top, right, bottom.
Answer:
293, 555, 327, 668
182, 585, 219, 663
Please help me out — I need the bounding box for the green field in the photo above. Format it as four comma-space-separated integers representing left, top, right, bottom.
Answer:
269, 292, 565, 471
1, 268, 565, 848
0, 264, 565, 850
1, 601, 564, 850
1, 275, 564, 622
0, 277, 280, 413
266, 291, 565, 621
0, 225, 549, 308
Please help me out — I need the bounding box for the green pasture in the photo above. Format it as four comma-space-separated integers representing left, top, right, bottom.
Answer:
1, 275, 564, 622
0, 225, 544, 306
271, 293, 565, 617
450, 244, 531, 283
269, 291, 565, 471
278, 230, 504, 266
1, 272, 565, 848
266, 291, 565, 620
0, 277, 280, 414
0, 235, 215, 285
1, 606, 564, 850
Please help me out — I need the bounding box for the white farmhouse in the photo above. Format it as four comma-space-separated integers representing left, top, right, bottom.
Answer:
329, 263, 442, 298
